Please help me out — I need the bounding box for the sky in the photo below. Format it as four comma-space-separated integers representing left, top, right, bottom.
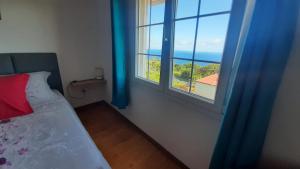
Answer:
147, 0, 233, 53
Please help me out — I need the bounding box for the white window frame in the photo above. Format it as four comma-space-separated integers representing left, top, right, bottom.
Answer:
133, 0, 249, 113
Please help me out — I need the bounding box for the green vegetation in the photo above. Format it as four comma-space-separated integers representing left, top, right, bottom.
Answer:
173, 62, 220, 91
148, 58, 161, 83
147, 58, 220, 91
191, 63, 220, 81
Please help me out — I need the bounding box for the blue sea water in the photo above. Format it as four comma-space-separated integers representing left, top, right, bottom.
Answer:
147, 49, 222, 66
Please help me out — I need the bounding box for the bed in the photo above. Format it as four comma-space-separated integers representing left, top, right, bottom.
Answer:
0, 53, 111, 169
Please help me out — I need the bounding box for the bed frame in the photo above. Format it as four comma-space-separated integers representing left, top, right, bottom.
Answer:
0, 53, 64, 94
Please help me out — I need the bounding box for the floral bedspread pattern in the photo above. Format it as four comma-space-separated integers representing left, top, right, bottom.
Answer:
0, 119, 29, 167
0, 93, 110, 169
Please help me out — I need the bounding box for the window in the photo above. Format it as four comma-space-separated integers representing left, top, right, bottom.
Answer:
136, 0, 166, 84
171, 0, 232, 100
136, 0, 244, 105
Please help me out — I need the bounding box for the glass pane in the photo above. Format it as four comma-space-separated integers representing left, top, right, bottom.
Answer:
173, 19, 197, 59
191, 62, 220, 100
138, 27, 150, 54
195, 14, 230, 61
139, 0, 150, 26
171, 59, 192, 92
149, 25, 163, 55
176, 0, 199, 18
137, 55, 148, 79
151, 0, 165, 24
195, 52, 222, 63
149, 56, 161, 83
200, 0, 232, 15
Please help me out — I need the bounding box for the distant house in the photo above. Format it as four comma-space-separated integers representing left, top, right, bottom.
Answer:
195, 74, 219, 100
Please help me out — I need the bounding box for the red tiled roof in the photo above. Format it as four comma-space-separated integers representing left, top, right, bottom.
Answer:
196, 74, 219, 86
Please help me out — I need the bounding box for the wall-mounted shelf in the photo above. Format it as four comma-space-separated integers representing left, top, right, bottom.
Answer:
70, 78, 106, 87
67, 78, 106, 100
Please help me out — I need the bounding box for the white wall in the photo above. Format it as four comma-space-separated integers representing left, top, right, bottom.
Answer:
261, 11, 300, 168
0, 0, 111, 107
0, 0, 59, 53
122, 84, 221, 169
56, 0, 112, 107
195, 83, 217, 100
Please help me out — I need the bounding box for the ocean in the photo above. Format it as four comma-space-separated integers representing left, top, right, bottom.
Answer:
147, 50, 222, 65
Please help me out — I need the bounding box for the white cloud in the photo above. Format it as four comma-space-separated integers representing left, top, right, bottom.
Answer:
174, 39, 194, 51
196, 38, 225, 52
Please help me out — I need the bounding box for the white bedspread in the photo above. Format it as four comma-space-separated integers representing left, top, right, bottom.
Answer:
0, 92, 111, 169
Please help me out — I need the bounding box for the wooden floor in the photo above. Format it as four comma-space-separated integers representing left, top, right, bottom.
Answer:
76, 102, 188, 169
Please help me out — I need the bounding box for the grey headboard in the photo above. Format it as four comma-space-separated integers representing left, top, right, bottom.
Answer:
0, 53, 64, 94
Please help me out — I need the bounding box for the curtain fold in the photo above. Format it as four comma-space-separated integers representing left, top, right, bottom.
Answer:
209, 1, 299, 169
110, 0, 129, 109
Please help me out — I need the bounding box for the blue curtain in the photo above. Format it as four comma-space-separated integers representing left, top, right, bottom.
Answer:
209, 1, 299, 169
110, 0, 129, 109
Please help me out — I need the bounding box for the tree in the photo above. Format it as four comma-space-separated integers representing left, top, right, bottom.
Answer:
147, 59, 220, 90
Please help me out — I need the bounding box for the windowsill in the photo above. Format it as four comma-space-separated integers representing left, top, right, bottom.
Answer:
131, 76, 224, 120
168, 87, 215, 105
131, 76, 164, 93
165, 87, 222, 114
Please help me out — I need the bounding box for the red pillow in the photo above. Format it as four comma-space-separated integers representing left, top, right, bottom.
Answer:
0, 74, 33, 120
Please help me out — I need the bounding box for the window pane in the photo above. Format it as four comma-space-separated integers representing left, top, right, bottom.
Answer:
137, 55, 148, 79
171, 59, 192, 92
149, 56, 161, 83
176, 0, 199, 19
200, 0, 232, 15
195, 52, 222, 62
191, 62, 220, 100
139, 0, 150, 26
151, 0, 165, 24
149, 25, 163, 55
195, 14, 230, 61
138, 27, 150, 54
173, 19, 197, 59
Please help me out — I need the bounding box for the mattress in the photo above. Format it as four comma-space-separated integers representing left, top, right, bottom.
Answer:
0, 92, 111, 169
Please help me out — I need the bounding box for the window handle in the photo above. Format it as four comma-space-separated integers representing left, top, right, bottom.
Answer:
164, 38, 168, 42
